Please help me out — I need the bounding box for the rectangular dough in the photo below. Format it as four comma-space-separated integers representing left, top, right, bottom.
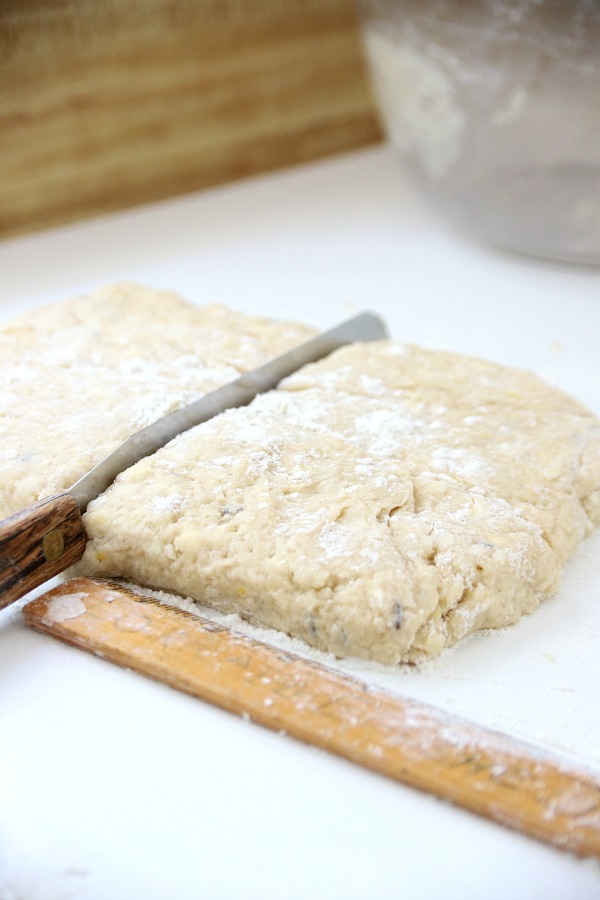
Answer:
78, 340, 600, 664
0, 282, 313, 518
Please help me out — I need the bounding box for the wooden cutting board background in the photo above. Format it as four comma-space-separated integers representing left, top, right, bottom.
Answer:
0, 0, 382, 238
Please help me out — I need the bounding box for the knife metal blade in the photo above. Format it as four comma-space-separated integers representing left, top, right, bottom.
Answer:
0, 311, 388, 608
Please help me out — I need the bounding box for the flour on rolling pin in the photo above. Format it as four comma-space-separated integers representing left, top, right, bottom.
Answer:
40, 592, 88, 625
23, 578, 600, 860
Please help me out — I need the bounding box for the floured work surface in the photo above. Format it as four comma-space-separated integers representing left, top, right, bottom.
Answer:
0, 282, 313, 518
78, 341, 600, 665
22, 578, 600, 859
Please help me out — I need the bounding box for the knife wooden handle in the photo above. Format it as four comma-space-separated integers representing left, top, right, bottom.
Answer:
0, 494, 87, 608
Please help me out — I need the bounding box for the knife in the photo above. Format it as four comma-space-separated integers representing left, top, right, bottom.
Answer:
0, 311, 388, 608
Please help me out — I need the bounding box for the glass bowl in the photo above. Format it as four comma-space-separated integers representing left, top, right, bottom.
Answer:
357, 0, 600, 264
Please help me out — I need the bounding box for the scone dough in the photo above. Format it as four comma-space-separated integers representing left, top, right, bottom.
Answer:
0, 282, 313, 517
79, 341, 600, 664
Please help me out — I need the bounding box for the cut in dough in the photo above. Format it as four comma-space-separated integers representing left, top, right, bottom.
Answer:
0, 282, 313, 518
79, 341, 600, 664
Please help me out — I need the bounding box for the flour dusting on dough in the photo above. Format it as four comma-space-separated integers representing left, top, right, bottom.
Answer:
0, 282, 314, 519
78, 340, 600, 665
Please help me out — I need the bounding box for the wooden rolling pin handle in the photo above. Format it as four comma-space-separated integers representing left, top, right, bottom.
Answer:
0, 494, 87, 609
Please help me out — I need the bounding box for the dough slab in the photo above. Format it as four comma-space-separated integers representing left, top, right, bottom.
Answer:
79, 341, 600, 664
0, 282, 313, 518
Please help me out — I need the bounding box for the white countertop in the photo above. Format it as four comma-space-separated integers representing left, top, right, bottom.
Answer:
1, 146, 599, 900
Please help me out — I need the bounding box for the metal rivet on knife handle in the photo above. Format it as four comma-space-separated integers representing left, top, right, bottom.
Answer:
42, 528, 65, 562
0, 494, 87, 609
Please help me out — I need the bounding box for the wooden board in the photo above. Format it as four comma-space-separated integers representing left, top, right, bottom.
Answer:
24, 577, 600, 860
0, 0, 382, 238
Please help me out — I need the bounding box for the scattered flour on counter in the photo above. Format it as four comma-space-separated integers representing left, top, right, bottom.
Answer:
117, 579, 600, 775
